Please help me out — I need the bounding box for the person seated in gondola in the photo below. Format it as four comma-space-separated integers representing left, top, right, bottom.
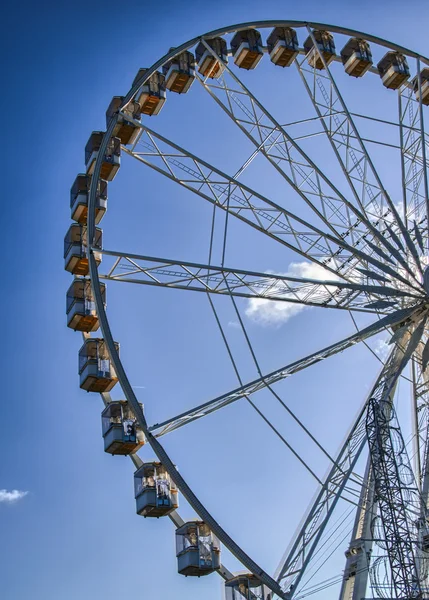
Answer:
123, 418, 136, 442
156, 478, 171, 506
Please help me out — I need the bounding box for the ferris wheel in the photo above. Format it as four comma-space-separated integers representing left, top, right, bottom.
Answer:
64, 20, 429, 600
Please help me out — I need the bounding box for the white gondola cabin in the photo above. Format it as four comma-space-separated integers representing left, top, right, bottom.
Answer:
66, 278, 105, 332
78, 338, 119, 393
266, 27, 299, 67
176, 521, 220, 576
85, 132, 121, 181
304, 30, 336, 70
64, 224, 102, 276
70, 174, 107, 225
106, 96, 141, 145
377, 52, 409, 90
413, 69, 429, 106
230, 29, 263, 70
163, 50, 195, 94
133, 69, 167, 116
225, 574, 267, 600
102, 401, 145, 455
195, 37, 228, 78
134, 462, 178, 517
341, 38, 372, 77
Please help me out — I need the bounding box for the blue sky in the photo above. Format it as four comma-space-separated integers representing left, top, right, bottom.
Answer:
1, 0, 429, 599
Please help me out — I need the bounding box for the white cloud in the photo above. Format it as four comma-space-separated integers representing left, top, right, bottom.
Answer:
288, 261, 341, 281
245, 261, 340, 327
228, 321, 240, 329
245, 299, 304, 326
373, 338, 390, 360
0, 489, 28, 504
366, 200, 404, 224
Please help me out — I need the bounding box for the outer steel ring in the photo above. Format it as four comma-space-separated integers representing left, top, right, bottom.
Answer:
86, 21, 428, 597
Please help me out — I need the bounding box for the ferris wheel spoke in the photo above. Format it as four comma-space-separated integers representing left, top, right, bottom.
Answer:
97, 249, 421, 313
122, 122, 351, 275
399, 64, 429, 252
148, 306, 419, 437
275, 317, 424, 597
122, 122, 420, 291
294, 28, 423, 282
195, 39, 364, 236
194, 39, 418, 278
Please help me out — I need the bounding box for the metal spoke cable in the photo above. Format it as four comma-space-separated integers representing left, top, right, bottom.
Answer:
297, 533, 385, 599
207, 293, 323, 484
298, 504, 355, 575
204, 278, 323, 483
298, 512, 356, 594
217, 178, 372, 490
219, 169, 342, 464
203, 163, 327, 484
297, 558, 394, 599
221, 157, 341, 478
222, 275, 359, 479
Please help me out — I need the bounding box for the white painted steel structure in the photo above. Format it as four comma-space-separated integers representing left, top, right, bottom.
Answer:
68, 20, 429, 600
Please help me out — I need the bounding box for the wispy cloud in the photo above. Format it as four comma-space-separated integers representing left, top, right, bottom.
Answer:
373, 338, 390, 360
0, 489, 28, 504
245, 261, 339, 327
366, 200, 404, 224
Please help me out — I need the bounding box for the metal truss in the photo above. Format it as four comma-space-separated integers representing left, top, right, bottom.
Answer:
294, 28, 423, 280
275, 315, 424, 597
367, 398, 425, 599
194, 40, 424, 289
366, 317, 428, 599
123, 121, 420, 293
399, 71, 429, 252
148, 306, 419, 438
98, 249, 422, 314
339, 320, 414, 600
196, 39, 376, 233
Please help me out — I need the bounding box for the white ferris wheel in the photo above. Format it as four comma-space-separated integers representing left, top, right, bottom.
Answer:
65, 20, 429, 600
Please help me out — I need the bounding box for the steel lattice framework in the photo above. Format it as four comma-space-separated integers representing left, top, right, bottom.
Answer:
67, 18, 429, 600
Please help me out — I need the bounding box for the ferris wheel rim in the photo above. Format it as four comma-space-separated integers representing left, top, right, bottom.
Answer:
84, 20, 429, 599
86, 69, 290, 600
121, 20, 429, 112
